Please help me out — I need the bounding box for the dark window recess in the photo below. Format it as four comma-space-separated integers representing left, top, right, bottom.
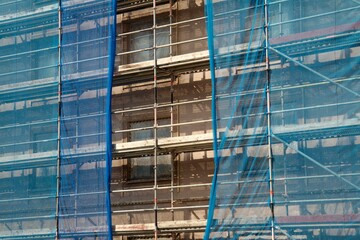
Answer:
128, 118, 171, 181
129, 118, 170, 141
129, 155, 171, 181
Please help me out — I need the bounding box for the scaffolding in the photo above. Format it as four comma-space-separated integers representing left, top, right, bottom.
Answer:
205, 0, 360, 239
112, 0, 212, 239
0, 1, 59, 238
112, 0, 360, 239
0, 0, 359, 239
0, 0, 115, 239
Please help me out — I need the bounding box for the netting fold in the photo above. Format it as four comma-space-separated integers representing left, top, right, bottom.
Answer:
59, 0, 116, 239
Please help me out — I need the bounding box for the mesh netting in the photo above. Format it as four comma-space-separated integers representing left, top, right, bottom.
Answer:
205, 0, 360, 239
0, 1, 59, 238
0, 0, 115, 238
59, 0, 116, 239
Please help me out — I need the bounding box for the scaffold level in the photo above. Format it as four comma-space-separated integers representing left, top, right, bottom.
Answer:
0, 0, 116, 239
204, 0, 360, 239
0, 0, 359, 239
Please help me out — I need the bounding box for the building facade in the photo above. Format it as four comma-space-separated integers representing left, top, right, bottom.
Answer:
0, 0, 359, 239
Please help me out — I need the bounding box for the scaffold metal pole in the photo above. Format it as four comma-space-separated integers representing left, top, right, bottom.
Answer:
55, 2, 62, 239
153, 0, 159, 239
264, 0, 275, 239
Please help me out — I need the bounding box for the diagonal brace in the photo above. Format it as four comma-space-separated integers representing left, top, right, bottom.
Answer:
272, 134, 360, 191
275, 225, 297, 240
269, 47, 360, 98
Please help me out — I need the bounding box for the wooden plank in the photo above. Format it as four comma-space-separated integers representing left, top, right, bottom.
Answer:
117, 50, 209, 74
114, 220, 207, 233
113, 133, 214, 157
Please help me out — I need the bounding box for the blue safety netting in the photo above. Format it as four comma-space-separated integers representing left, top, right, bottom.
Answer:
0, 0, 59, 238
205, 0, 360, 239
0, 0, 115, 238
59, 0, 116, 239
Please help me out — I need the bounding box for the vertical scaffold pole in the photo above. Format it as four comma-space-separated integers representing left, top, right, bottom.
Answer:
264, 0, 275, 239
169, 0, 173, 57
153, 0, 159, 239
169, 2, 175, 225
55, 2, 62, 239
170, 75, 175, 224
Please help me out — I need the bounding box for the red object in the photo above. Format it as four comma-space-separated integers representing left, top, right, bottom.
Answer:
277, 214, 360, 224
270, 22, 360, 45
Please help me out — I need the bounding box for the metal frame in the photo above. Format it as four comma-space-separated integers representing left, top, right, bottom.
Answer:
55, 2, 62, 239
112, 0, 360, 238
0, 0, 358, 238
